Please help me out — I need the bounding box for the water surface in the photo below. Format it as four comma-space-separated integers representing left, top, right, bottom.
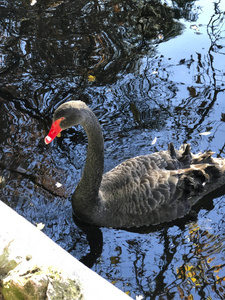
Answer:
1, 0, 225, 299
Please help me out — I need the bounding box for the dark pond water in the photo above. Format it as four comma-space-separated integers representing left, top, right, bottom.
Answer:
1, 0, 225, 299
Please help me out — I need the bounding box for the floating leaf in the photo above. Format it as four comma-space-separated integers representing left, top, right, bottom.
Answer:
88, 75, 96, 82
190, 25, 200, 31
151, 137, 157, 145
55, 182, 62, 188
157, 33, 164, 40
199, 131, 211, 136
30, 0, 37, 5
136, 296, 144, 300
36, 222, 45, 230
57, 132, 61, 138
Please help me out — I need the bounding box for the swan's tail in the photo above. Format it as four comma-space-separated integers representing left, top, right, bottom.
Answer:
191, 147, 225, 186
176, 148, 225, 198
168, 143, 192, 167
168, 143, 225, 201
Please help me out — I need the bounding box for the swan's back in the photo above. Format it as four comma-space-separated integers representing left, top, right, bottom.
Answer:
96, 143, 225, 228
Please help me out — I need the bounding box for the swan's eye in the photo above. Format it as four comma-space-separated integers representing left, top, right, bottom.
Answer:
44, 117, 65, 144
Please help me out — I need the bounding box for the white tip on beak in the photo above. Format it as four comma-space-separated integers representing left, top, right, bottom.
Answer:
44, 135, 52, 144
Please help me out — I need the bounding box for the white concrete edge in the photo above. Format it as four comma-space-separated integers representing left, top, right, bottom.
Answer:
0, 200, 132, 299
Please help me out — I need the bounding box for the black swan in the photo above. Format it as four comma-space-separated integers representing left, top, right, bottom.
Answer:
45, 100, 225, 228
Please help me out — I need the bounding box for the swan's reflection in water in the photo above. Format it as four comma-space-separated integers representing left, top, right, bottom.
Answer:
72, 214, 103, 268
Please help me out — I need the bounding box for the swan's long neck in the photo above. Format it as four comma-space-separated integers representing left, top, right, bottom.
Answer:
72, 108, 104, 216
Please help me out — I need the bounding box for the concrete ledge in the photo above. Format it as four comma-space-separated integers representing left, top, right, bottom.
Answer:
0, 201, 131, 299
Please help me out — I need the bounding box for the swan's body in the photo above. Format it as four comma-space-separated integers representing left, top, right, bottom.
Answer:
45, 100, 225, 228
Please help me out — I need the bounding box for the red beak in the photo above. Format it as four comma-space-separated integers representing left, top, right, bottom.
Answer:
44, 118, 63, 144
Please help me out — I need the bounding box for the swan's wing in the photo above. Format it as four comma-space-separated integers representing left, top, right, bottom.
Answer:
99, 145, 225, 227
100, 143, 192, 203
99, 150, 185, 225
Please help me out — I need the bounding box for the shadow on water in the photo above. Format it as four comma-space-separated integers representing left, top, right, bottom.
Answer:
1, 0, 225, 299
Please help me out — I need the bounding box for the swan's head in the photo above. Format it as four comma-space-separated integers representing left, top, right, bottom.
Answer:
44, 100, 87, 144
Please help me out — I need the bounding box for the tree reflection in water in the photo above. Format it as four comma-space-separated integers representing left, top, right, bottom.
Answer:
1, 0, 225, 299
